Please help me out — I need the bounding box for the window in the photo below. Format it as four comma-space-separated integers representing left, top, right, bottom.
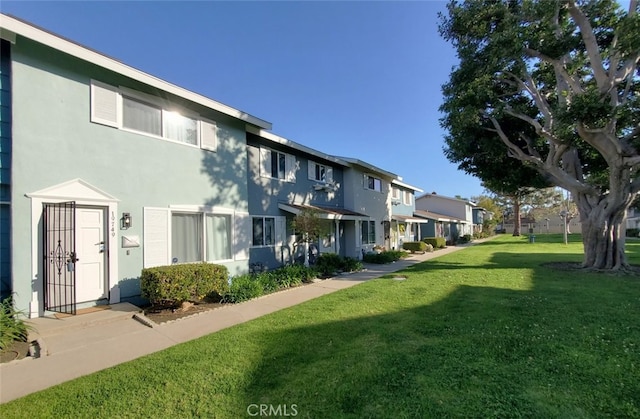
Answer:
308, 161, 334, 185
361, 220, 376, 244
144, 208, 234, 267
404, 191, 412, 205
164, 110, 198, 145
172, 213, 203, 263
91, 80, 217, 151
365, 175, 382, 192
123, 96, 162, 136
392, 187, 400, 200
253, 216, 276, 246
259, 147, 296, 182
206, 214, 232, 261
170, 212, 233, 263
271, 151, 286, 179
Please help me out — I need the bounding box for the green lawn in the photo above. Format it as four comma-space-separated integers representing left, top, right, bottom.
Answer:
2, 235, 640, 418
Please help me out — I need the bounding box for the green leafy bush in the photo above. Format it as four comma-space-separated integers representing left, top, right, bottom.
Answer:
402, 241, 427, 253
256, 271, 279, 293
363, 250, 409, 264
423, 237, 446, 249
315, 253, 344, 277
626, 228, 639, 238
0, 296, 31, 351
141, 263, 229, 305
459, 234, 472, 244
341, 257, 363, 272
223, 275, 264, 303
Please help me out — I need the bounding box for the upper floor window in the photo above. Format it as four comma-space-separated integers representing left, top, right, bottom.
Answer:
308, 161, 334, 183
91, 80, 217, 151
392, 187, 400, 200
259, 147, 296, 183
365, 175, 382, 192
403, 191, 412, 205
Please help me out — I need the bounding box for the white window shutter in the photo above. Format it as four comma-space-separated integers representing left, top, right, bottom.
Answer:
259, 147, 271, 178
308, 161, 316, 180
200, 119, 217, 152
285, 154, 297, 183
326, 166, 333, 183
363, 174, 368, 189
233, 211, 250, 261
90, 80, 119, 127
143, 207, 170, 268
356, 221, 362, 247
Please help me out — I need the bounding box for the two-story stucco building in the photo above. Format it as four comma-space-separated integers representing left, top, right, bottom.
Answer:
0, 14, 425, 318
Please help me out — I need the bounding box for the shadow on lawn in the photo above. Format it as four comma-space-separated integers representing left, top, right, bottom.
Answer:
239, 242, 640, 418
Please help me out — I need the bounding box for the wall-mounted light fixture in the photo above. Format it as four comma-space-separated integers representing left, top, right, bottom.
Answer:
121, 212, 132, 229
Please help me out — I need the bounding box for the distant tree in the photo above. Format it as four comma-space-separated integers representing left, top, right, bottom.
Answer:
439, 0, 640, 270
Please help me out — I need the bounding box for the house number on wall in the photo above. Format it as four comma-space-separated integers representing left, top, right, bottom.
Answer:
111, 211, 116, 237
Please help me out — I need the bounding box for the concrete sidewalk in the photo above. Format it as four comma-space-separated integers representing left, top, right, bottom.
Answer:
0, 242, 482, 403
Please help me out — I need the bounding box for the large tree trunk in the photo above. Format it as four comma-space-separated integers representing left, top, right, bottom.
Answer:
512, 200, 521, 236
575, 192, 629, 270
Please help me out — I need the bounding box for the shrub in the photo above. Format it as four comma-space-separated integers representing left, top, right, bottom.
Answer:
223, 275, 264, 303
626, 228, 639, 238
141, 263, 229, 305
341, 257, 363, 273
0, 296, 31, 351
363, 250, 409, 264
255, 271, 279, 293
459, 234, 472, 244
423, 237, 446, 249
315, 253, 343, 277
402, 241, 427, 253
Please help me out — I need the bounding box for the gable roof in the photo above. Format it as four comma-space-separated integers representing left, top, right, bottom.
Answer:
0, 13, 271, 130
334, 156, 398, 179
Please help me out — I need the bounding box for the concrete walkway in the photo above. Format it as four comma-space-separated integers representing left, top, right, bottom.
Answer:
0, 242, 486, 403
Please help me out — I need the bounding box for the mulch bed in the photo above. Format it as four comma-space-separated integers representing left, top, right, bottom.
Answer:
0, 340, 31, 364
143, 296, 228, 324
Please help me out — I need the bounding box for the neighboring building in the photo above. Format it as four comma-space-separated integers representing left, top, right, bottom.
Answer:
1, 14, 271, 316
414, 210, 466, 242
389, 179, 425, 250
472, 207, 487, 234
245, 128, 369, 269
626, 207, 640, 231
415, 193, 475, 239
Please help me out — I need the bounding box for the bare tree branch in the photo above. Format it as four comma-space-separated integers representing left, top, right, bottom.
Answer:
567, 1, 609, 92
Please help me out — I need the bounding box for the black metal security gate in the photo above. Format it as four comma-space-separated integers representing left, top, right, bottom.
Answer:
43, 201, 77, 314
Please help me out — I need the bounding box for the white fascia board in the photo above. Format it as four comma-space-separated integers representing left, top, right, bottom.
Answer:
0, 13, 271, 130
391, 179, 423, 193
335, 156, 398, 179
247, 126, 348, 166
416, 192, 476, 206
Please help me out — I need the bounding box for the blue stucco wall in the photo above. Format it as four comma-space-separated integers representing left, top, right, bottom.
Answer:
10, 37, 251, 313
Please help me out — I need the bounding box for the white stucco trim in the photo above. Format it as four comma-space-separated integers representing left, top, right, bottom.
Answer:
27, 179, 120, 317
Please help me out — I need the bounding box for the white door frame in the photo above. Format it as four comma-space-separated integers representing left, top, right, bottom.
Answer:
27, 179, 119, 317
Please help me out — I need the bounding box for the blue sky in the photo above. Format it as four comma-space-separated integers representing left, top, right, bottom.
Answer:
1, 1, 486, 199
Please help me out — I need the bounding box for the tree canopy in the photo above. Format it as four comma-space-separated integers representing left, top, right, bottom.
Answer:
439, 0, 640, 270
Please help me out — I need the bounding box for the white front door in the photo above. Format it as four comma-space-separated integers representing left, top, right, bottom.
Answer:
75, 207, 107, 303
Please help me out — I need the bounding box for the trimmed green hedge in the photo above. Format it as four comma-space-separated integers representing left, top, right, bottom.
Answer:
402, 241, 427, 253
363, 250, 409, 264
141, 263, 229, 305
423, 237, 446, 249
